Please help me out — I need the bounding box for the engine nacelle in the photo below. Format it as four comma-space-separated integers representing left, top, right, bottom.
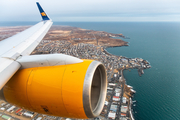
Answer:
1, 58, 107, 119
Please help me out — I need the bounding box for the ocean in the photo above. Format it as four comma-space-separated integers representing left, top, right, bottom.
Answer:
1, 22, 180, 120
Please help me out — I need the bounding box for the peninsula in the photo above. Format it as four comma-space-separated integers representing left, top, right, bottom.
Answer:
0, 26, 128, 47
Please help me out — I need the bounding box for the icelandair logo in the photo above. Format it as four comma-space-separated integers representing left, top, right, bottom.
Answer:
41, 12, 47, 16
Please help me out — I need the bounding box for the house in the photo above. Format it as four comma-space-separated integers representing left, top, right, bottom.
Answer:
115, 88, 121, 93
108, 83, 116, 86
122, 97, 127, 104
110, 105, 117, 112
115, 93, 120, 97
121, 105, 128, 113
108, 112, 116, 119
104, 101, 109, 105
121, 113, 126, 117
113, 96, 120, 101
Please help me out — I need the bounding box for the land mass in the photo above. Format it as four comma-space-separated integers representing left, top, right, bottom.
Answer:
0, 26, 128, 48
0, 25, 150, 120
44, 26, 128, 47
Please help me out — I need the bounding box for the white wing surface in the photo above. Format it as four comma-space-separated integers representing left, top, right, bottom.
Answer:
0, 2, 53, 90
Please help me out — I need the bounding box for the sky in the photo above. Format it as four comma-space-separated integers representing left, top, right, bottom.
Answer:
0, 0, 180, 22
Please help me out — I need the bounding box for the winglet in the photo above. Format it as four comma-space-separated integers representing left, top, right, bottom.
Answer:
36, 2, 50, 21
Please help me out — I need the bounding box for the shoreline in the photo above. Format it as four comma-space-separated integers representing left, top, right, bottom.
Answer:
104, 47, 150, 120
129, 98, 135, 120
121, 69, 136, 120
0, 25, 150, 120
103, 47, 128, 58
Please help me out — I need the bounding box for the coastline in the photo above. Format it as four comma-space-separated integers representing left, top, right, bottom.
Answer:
0, 25, 151, 120
1, 22, 179, 120
103, 47, 128, 58
121, 69, 136, 120
105, 47, 150, 120
104, 47, 136, 119
129, 98, 134, 120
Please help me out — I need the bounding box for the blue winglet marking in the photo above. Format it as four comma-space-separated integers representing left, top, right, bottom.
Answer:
36, 2, 50, 20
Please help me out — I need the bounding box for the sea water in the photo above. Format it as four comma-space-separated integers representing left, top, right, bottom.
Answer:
105, 22, 180, 120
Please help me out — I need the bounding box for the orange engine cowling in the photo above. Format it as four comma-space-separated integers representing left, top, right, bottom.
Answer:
1, 60, 107, 119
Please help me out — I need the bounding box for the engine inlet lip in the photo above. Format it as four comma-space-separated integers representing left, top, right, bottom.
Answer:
83, 61, 107, 118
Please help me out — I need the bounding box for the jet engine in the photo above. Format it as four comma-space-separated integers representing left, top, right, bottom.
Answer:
0, 54, 107, 119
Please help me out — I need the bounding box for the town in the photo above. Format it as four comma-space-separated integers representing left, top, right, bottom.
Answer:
0, 26, 151, 120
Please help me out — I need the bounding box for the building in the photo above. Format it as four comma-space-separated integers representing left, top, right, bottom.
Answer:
115, 88, 121, 93
104, 101, 109, 105
122, 97, 127, 104
121, 58, 128, 64
121, 105, 128, 113
1, 115, 11, 120
107, 87, 113, 90
108, 112, 116, 119
0, 107, 5, 111
115, 93, 120, 97
114, 74, 117, 77
23, 111, 34, 118
110, 105, 117, 112
109, 83, 116, 86
113, 96, 120, 101
121, 113, 126, 117
6, 106, 16, 113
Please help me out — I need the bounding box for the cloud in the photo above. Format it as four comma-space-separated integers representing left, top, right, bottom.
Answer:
0, 0, 180, 22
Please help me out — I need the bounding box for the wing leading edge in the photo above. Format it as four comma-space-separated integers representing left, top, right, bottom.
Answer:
0, 3, 53, 90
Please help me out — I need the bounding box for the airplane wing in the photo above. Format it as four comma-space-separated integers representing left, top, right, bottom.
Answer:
0, 2, 53, 90
0, 3, 107, 118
